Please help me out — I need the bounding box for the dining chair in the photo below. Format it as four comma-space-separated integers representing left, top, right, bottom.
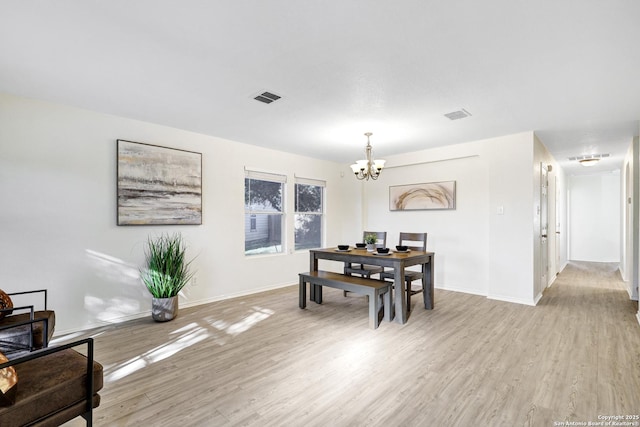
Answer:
379, 232, 428, 312
343, 231, 387, 297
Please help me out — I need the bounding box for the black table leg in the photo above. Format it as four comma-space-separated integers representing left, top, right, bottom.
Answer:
299, 276, 306, 309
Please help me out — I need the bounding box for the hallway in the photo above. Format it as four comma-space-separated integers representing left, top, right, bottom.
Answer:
536, 261, 640, 422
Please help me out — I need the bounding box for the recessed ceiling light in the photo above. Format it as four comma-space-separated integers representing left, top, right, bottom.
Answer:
579, 158, 599, 167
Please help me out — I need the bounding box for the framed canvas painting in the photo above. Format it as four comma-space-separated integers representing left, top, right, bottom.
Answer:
117, 140, 202, 225
389, 181, 456, 211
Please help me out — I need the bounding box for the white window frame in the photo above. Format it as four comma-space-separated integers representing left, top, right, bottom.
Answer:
244, 169, 287, 256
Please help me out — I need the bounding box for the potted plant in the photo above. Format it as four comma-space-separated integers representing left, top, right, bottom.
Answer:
141, 233, 194, 322
364, 233, 378, 252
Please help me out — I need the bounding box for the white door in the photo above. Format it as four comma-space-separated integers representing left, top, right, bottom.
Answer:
541, 163, 549, 290
555, 176, 561, 275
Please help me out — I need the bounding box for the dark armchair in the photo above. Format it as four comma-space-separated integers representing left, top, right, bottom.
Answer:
0, 290, 55, 356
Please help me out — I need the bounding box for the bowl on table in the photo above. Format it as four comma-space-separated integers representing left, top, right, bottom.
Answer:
355, 243, 366, 249
337, 245, 350, 250
396, 245, 408, 252
377, 247, 390, 254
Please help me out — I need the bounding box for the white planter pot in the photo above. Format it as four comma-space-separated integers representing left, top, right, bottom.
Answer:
152, 296, 179, 322
366, 243, 375, 252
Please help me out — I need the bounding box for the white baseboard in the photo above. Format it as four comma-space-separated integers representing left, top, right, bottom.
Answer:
533, 292, 543, 305
436, 285, 537, 306
619, 265, 627, 281
181, 282, 293, 309
559, 261, 568, 273
637, 311, 640, 326
434, 284, 486, 297
53, 311, 151, 339
54, 281, 295, 337
487, 293, 537, 306
547, 274, 557, 288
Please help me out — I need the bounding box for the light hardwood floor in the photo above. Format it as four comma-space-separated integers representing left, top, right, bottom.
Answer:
62, 261, 640, 426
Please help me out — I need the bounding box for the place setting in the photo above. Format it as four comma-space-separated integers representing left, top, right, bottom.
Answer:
373, 247, 392, 256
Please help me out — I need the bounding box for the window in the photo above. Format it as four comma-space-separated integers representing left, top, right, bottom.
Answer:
295, 177, 325, 250
245, 170, 286, 255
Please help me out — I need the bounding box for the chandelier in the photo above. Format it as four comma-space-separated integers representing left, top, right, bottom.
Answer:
350, 132, 386, 180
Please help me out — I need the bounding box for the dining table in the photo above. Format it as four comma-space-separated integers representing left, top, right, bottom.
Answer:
308, 247, 435, 324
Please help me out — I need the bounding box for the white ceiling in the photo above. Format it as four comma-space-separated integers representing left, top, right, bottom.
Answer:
2, 1, 639, 175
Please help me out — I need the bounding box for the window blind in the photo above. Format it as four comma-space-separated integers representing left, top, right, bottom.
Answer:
244, 169, 287, 183
294, 176, 326, 187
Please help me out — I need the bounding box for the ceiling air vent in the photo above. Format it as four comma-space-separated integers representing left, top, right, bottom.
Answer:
567, 153, 610, 161
254, 91, 282, 104
568, 153, 610, 167
444, 109, 472, 120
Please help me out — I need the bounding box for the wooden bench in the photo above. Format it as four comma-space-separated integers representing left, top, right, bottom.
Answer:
299, 270, 392, 329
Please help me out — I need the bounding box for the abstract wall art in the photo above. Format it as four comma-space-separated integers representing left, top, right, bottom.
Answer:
117, 140, 202, 225
389, 181, 456, 211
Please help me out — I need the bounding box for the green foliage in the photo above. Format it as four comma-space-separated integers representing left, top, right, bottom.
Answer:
295, 183, 322, 212
245, 178, 282, 211
364, 233, 378, 244
141, 233, 194, 298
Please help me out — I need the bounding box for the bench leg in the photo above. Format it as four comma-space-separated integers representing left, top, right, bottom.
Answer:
299, 276, 306, 309
383, 288, 392, 322
310, 284, 323, 304
369, 291, 381, 329
305, 281, 323, 304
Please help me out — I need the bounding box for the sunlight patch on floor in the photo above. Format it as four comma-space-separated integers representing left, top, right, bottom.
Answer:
103, 306, 274, 382
105, 323, 209, 382
204, 306, 274, 337
337, 338, 375, 365
50, 329, 107, 346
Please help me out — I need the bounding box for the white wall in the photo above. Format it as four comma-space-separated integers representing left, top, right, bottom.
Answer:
0, 93, 361, 333
363, 132, 539, 305
1, 92, 565, 334
568, 172, 621, 262
486, 133, 538, 304
366, 153, 488, 296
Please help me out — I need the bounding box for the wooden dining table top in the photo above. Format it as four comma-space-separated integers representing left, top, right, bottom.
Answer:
310, 247, 433, 266
309, 247, 435, 324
